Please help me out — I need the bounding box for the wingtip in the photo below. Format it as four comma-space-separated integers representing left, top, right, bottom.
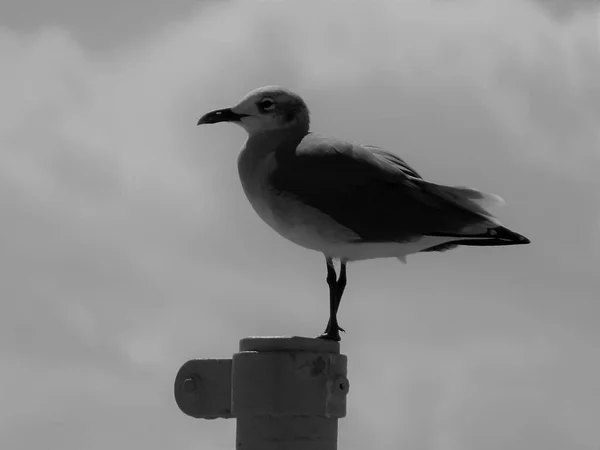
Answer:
495, 226, 530, 245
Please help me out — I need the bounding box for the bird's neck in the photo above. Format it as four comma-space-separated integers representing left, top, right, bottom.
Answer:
245, 126, 309, 155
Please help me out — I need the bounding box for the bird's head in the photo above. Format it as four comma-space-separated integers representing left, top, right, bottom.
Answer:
197, 86, 310, 136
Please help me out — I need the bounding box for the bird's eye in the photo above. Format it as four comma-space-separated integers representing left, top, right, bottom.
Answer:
258, 98, 275, 111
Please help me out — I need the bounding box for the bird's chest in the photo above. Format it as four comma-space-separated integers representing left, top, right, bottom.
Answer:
237, 148, 351, 251
237, 151, 283, 228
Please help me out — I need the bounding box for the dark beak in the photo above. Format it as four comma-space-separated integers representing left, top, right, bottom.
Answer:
197, 108, 248, 125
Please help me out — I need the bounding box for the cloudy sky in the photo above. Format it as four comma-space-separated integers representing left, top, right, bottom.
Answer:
1, 0, 599, 449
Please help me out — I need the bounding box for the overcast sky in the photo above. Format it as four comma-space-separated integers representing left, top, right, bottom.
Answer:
1, 0, 599, 449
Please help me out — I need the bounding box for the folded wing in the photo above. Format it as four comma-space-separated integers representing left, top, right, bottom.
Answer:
269, 133, 526, 245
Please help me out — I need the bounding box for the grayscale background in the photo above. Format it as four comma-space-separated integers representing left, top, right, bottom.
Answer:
1, 0, 599, 449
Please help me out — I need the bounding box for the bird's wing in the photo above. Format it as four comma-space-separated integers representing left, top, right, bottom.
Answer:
269, 133, 503, 243
362, 144, 423, 179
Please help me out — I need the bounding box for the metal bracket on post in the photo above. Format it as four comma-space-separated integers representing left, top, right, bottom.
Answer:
174, 336, 349, 450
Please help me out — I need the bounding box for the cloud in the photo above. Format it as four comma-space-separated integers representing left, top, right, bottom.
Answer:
1, 1, 599, 449
532, 0, 600, 17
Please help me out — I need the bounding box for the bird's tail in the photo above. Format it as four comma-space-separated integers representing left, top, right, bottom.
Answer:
416, 180, 531, 250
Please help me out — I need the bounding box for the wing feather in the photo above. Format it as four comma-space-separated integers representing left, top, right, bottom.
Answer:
269, 133, 500, 243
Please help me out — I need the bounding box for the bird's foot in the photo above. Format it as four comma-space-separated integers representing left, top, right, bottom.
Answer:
317, 325, 345, 342
317, 331, 341, 342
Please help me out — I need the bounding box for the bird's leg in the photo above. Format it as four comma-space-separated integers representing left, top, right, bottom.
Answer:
319, 258, 346, 341
335, 262, 347, 315
320, 258, 339, 339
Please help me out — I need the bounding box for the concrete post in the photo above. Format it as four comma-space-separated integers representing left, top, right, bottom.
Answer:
174, 336, 349, 449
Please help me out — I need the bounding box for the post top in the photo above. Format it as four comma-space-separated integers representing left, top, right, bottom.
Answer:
239, 336, 340, 354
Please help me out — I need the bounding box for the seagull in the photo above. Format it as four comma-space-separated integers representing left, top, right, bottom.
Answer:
198, 86, 530, 341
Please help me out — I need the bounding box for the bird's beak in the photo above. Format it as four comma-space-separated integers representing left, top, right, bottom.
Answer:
197, 108, 248, 125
